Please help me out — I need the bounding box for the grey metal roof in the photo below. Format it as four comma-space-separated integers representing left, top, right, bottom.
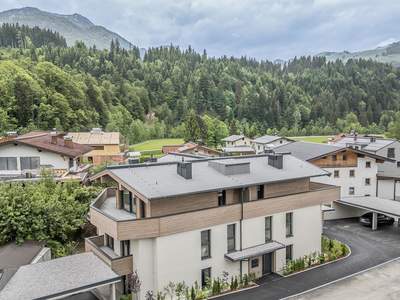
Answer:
105, 154, 330, 200
221, 135, 245, 142
252, 135, 282, 144
0, 241, 44, 291
225, 241, 286, 261
0, 252, 120, 300
222, 146, 255, 153
337, 196, 400, 218
274, 141, 342, 161
333, 137, 395, 152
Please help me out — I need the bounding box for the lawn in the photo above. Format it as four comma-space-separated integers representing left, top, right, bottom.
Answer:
290, 136, 333, 144
129, 138, 184, 152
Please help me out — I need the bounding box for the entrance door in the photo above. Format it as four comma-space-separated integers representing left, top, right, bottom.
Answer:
262, 253, 273, 275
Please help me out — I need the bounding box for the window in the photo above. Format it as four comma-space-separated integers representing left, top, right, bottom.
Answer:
201, 230, 211, 259
349, 170, 355, 177
286, 213, 293, 237
265, 216, 272, 242
366, 161, 371, 168
342, 154, 347, 161
93, 146, 105, 150
20, 157, 40, 170
105, 234, 114, 250
201, 268, 211, 288
388, 148, 395, 159
365, 178, 371, 186
257, 185, 264, 199
227, 224, 236, 253
286, 245, 293, 262
397, 161, 400, 168
218, 190, 226, 206
251, 258, 259, 268
349, 187, 355, 195
0, 157, 17, 170
332, 155, 337, 161
140, 200, 146, 218
121, 240, 131, 256
334, 170, 339, 178
121, 191, 134, 213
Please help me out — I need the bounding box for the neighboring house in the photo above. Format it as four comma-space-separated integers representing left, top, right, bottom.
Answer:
88, 154, 339, 298
331, 134, 400, 201
68, 129, 125, 166
163, 142, 222, 157
0, 131, 92, 179
275, 141, 393, 221
251, 135, 292, 154
222, 145, 256, 156
0, 241, 50, 291
221, 135, 251, 148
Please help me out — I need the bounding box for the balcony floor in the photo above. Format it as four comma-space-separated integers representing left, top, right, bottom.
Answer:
99, 196, 135, 221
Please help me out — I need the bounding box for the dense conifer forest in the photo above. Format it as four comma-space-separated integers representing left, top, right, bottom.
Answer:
1, 24, 400, 144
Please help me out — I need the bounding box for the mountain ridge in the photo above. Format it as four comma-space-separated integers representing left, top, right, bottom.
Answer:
0, 7, 133, 49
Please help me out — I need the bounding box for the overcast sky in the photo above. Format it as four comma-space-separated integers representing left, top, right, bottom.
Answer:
2, 0, 400, 60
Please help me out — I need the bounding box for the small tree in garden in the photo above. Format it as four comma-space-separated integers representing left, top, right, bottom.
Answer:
190, 286, 196, 300
127, 271, 141, 299
145, 291, 155, 300
175, 282, 186, 299
156, 291, 166, 300
221, 271, 229, 289
164, 282, 176, 300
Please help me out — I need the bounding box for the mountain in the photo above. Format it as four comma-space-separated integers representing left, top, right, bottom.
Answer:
317, 41, 400, 67
0, 7, 132, 49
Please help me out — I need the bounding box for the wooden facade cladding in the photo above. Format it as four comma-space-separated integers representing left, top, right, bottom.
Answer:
264, 178, 310, 198
90, 183, 340, 240
85, 235, 133, 276
311, 149, 358, 168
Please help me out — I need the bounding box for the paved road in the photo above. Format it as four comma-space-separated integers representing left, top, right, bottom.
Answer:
220, 219, 400, 300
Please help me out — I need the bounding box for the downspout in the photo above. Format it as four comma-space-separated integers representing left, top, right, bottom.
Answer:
394, 179, 397, 201
240, 188, 244, 278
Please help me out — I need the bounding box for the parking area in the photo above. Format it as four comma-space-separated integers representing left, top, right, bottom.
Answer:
221, 218, 400, 300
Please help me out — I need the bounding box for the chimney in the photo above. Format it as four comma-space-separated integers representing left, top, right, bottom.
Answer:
268, 154, 283, 169
50, 129, 58, 144
177, 161, 192, 179
370, 137, 376, 143
63, 135, 74, 148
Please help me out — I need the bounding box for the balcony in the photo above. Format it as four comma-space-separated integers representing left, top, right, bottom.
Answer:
90, 183, 340, 241
85, 235, 133, 276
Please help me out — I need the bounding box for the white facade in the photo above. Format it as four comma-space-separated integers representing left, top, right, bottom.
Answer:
312, 156, 378, 198
108, 205, 322, 298
0, 143, 75, 177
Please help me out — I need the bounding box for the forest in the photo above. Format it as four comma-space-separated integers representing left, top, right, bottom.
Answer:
1, 24, 400, 144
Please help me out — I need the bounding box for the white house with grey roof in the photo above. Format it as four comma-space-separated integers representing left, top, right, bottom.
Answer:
332, 134, 400, 201
87, 154, 339, 298
251, 135, 292, 154
221, 135, 251, 148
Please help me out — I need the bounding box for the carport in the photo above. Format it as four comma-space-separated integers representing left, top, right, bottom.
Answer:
336, 196, 400, 230
0, 252, 121, 300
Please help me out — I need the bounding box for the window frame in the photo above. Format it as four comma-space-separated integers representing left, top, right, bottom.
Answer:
201, 268, 211, 288
201, 230, 211, 260
120, 240, 131, 256
286, 212, 293, 237
20, 156, 40, 170
0, 157, 17, 170
218, 190, 226, 206
257, 185, 265, 200
227, 224, 236, 253
366, 161, 371, 168
334, 170, 339, 178
349, 169, 355, 177
286, 245, 293, 262
365, 178, 371, 186
251, 258, 259, 268
388, 148, 395, 159
105, 234, 114, 250
349, 187, 355, 195
265, 216, 272, 242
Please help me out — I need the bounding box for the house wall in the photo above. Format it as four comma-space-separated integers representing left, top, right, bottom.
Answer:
324, 202, 367, 220
132, 205, 322, 298
0, 143, 70, 175
377, 179, 400, 200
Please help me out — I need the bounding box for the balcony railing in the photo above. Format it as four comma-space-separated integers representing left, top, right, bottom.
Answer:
85, 235, 133, 276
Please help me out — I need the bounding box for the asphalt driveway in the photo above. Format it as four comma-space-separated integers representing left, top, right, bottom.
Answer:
220, 219, 400, 300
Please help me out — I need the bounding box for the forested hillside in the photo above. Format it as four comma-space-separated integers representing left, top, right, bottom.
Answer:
1, 29, 400, 144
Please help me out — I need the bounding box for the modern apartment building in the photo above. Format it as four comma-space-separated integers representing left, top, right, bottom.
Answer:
87, 154, 339, 298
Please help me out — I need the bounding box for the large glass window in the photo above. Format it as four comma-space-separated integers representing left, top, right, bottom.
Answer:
286, 213, 293, 237
257, 185, 264, 199
0, 157, 17, 170
201, 268, 211, 288
218, 190, 226, 206
122, 191, 135, 213
121, 240, 131, 256
227, 224, 236, 253
20, 157, 40, 170
265, 216, 272, 242
105, 234, 114, 250
201, 230, 211, 259
388, 148, 395, 159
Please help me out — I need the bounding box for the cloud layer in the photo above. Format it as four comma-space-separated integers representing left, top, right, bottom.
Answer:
2, 0, 400, 60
